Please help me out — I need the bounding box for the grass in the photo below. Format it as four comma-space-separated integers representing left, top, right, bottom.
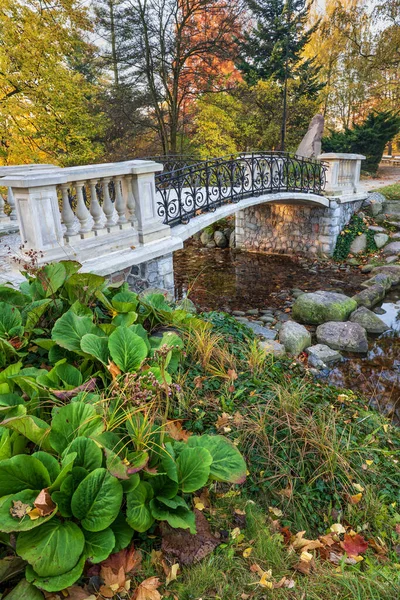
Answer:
158, 311, 400, 599
141, 501, 400, 599
373, 183, 400, 201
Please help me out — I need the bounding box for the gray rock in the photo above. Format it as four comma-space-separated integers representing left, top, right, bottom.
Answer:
291, 288, 304, 298
374, 233, 389, 248
349, 306, 389, 334
277, 313, 291, 322
386, 220, 400, 229
296, 113, 324, 158
232, 310, 246, 316
366, 191, 385, 216
200, 230, 213, 245
206, 241, 216, 249
383, 241, 400, 255
306, 344, 342, 368
371, 265, 400, 285
222, 227, 232, 239
292, 290, 357, 325
259, 340, 286, 357
374, 214, 386, 224
370, 202, 384, 217
374, 307, 386, 315
316, 322, 368, 353
386, 256, 398, 264
260, 315, 275, 324
353, 284, 386, 309
229, 231, 235, 248
244, 321, 277, 340
347, 258, 360, 266
214, 230, 228, 248
350, 233, 367, 254
361, 273, 392, 291
368, 226, 386, 233
279, 321, 311, 356
361, 264, 374, 273
246, 309, 259, 316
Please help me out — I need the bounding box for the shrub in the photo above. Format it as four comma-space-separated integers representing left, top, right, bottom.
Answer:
0, 261, 247, 594
322, 110, 400, 174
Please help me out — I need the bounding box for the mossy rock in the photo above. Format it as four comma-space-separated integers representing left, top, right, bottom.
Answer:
292, 291, 357, 325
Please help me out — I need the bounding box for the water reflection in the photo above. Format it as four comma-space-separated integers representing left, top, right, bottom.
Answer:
174, 243, 400, 419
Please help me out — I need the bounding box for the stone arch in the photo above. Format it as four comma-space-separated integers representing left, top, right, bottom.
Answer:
172, 191, 330, 243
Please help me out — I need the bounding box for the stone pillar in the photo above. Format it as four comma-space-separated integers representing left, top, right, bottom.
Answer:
12, 185, 64, 252
318, 153, 365, 194
234, 210, 245, 248
131, 162, 171, 244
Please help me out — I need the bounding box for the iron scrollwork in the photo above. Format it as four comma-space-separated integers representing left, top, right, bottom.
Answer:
154, 152, 327, 227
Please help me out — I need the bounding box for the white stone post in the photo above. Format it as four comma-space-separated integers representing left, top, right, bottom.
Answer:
318, 153, 365, 194
131, 161, 171, 244
11, 185, 64, 251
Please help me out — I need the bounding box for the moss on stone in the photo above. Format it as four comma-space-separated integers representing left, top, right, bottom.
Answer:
292, 291, 358, 325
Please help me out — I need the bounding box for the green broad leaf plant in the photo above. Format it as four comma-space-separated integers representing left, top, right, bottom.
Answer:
0, 261, 247, 593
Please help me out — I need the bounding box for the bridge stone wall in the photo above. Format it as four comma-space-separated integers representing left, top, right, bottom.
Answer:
108, 253, 175, 294
235, 198, 364, 256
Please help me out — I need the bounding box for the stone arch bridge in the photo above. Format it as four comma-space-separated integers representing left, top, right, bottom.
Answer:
0, 152, 367, 293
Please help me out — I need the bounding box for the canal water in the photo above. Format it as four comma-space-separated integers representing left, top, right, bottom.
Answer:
174, 242, 400, 420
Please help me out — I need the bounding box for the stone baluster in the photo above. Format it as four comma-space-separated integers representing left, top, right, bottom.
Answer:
102, 178, 115, 229
89, 179, 103, 231
114, 176, 127, 226
0, 193, 7, 221
125, 175, 137, 226
7, 187, 17, 220
60, 183, 76, 238
75, 181, 91, 235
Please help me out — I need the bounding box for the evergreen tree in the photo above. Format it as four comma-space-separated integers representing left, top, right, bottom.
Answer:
239, 0, 321, 90
238, 0, 322, 151
322, 111, 400, 173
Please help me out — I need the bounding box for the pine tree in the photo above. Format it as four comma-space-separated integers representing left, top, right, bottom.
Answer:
239, 0, 320, 89
238, 0, 322, 150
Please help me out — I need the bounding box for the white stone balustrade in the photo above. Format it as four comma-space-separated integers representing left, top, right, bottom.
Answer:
0, 160, 170, 264
0, 164, 59, 229
318, 153, 365, 195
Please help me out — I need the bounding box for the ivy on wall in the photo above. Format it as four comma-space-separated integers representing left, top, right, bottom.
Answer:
333, 215, 377, 261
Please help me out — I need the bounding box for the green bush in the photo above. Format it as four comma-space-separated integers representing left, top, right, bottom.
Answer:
323, 110, 400, 174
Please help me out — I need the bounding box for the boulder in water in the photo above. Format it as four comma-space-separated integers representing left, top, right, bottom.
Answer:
292, 291, 357, 325
316, 321, 368, 353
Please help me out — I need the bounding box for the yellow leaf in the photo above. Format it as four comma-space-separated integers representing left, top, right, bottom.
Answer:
243, 547, 253, 558
269, 506, 283, 517
300, 551, 313, 563
330, 523, 346, 534
349, 493, 362, 504
165, 563, 179, 586
231, 527, 241, 539
353, 483, 364, 492
27, 508, 41, 520
194, 500, 205, 511
259, 570, 273, 588
365, 460, 373, 466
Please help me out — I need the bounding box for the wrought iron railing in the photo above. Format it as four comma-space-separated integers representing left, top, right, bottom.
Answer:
155, 152, 327, 227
